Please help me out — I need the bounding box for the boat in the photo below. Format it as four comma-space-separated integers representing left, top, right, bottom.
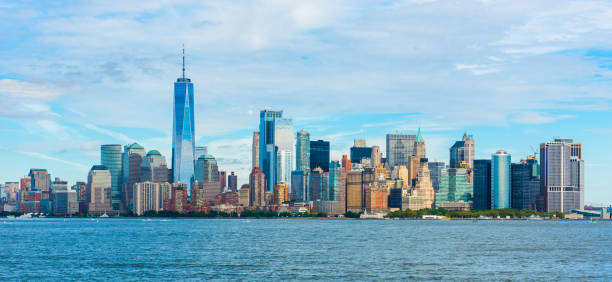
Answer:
360, 210, 384, 219
440, 216, 450, 220
99, 213, 109, 218
478, 215, 492, 220
527, 215, 543, 220
17, 213, 33, 219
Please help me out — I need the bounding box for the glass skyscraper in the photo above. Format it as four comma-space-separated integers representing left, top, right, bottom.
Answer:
101, 144, 122, 210
310, 140, 330, 172
491, 150, 511, 209
511, 158, 539, 210
172, 51, 196, 194
539, 139, 583, 213
259, 110, 293, 191
434, 168, 473, 208
296, 130, 310, 174
473, 159, 492, 210
328, 161, 341, 201
386, 134, 416, 169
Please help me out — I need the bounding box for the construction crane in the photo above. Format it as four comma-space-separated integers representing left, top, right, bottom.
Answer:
529, 145, 538, 160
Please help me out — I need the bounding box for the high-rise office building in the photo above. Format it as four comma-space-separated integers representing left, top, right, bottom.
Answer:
511, 157, 540, 210
276, 150, 292, 192
140, 150, 169, 183
434, 167, 473, 208
354, 138, 366, 147
122, 143, 145, 211
450, 133, 475, 182
414, 128, 426, 159
309, 168, 328, 201
346, 170, 363, 212
172, 49, 196, 191
539, 139, 583, 213
194, 155, 219, 184
427, 162, 445, 192
341, 155, 351, 171
54, 189, 78, 215
403, 158, 436, 210
491, 150, 511, 209
252, 131, 260, 169
87, 165, 112, 214
310, 140, 330, 172
228, 172, 238, 192
291, 170, 309, 202
371, 146, 381, 168
29, 169, 50, 199
101, 144, 122, 210
473, 159, 492, 210
259, 110, 292, 191
273, 182, 289, 205
132, 182, 171, 216
296, 130, 310, 174
386, 134, 416, 169
249, 167, 266, 207
350, 146, 372, 165
218, 171, 227, 190
328, 161, 342, 201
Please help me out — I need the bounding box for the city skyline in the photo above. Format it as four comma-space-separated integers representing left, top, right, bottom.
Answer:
1, 1, 611, 205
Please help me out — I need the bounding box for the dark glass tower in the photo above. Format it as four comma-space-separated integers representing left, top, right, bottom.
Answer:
310, 140, 330, 172
473, 159, 491, 210
172, 48, 196, 195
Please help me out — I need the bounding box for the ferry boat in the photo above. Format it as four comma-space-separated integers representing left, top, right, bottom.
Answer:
99, 213, 109, 218
360, 210, 384, 219
478, 215, 493, 220
527, 215, 543, 220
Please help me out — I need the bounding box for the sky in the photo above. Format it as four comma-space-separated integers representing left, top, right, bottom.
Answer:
0, 0, 611, 205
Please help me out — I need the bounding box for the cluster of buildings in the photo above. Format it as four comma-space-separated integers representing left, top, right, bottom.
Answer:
0, 52, 600, 218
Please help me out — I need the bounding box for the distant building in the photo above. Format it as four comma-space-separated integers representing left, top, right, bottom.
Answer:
252, 131, 260, 169
310, 140, 330, 172
133, 182, 171, 216
140, 150, 169, 183
386, 134, 416, 169
122, 143, 146, 211
29, 168, 50, 200
101, 144, 122, 210
273, 183, 289, 205
228, 172, 238, 192
309, 168, 328, 201
195, 155, 219, 183
170, 182, 188, 213
259, 110, 292, 191
404, 158, 435, 210
364, 182, 388, 213
473, 159, 492, 210
511, 157, 540, 210
371, 146, 381, 168
450, 133, 475, 182
435, 167, 473, 208
218, 171, 227, 191
54, 189, 78, 215
296, 130, 310, 174
328, 161, 342, 201
341, 155, 351, 171
172, 62, 196, 191
491, 150, 511, 209
539, 139, 583, 213
291, 170, 308, 202
195, 146, 207, 159
350, 147, 372, 165
238, 184, 250, 206
88, 165, 112, 214
427, 162, 445, 192
346, 170, 364, 212
353, 138, 366, 147
249, 167, 266, 208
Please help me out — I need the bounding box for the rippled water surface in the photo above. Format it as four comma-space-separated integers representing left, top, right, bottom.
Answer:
1, 218, 611, 280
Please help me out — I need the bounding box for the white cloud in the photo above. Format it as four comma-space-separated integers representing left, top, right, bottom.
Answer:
511, 111, 575, 124
0, 79, 63, 101
16, 150, 89, 170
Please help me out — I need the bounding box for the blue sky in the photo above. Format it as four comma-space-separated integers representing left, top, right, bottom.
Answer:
0, 0, 611, 205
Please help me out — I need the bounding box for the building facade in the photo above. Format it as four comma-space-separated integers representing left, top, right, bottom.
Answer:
511, 158, 540, 210
491, 150, 511, 209
539, 139, 583, 213
310, 140, 330, 172
296, 130, 310, 174
140, 150, 168, 183
473, 159, 492, 210
172, 60, 196, 191
434, 168, 473, 208
101, 144, 122, 210
450, 133, 475, 182
386, 134, 416, 169
87, 165, 112, 214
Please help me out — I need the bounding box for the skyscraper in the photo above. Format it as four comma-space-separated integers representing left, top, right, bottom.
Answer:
511, 157, 540, 210
309, 167, 328, 201
404, 158, 436, 210
371, 146, 381, 168
539, 138, 583, 213
450, 133, 475, 182
386, 134, 416, 169
434, 167, 473, 208
310, 140, 330, 172
473, 159, 492, 210
427, 162, 445, 192
29, 169, 50, 199
101, 144, 122, 210
259, 110, 288, 191
275, 118, 293, 191
491, 150, 511, 209
252, 131, 260, 169
122, 143, 145, 211
87, 165, 112, 214
140, 150, 168, 183
328, 161, 342, 201
296, 130, 310, 174
228, 172, 238, 192
194, 155, 219, 184
249, 167, 266, 207
172, 48, 196, 191
291, 170, 308, 202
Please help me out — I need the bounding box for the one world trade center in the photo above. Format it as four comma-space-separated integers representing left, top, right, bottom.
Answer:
172, 47, 196, 194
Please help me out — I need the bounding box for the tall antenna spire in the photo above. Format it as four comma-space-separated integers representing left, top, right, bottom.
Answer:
182, 43, 185, 79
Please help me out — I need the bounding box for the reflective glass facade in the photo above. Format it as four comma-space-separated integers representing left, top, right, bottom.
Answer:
435, 168, 473, 208
491, 150, 511, 209
473, 159, 491, 210
172, 77, 195, 194
310, 140, 330, 172
296, 130, 310, 174
386, 134, 416, 169
101, 144, 122, 210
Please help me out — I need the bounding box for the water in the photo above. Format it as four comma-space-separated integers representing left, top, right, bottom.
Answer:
1, 218, 610, 280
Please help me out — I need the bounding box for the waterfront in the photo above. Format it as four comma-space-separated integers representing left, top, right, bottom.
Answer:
1, 219, 610, 280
